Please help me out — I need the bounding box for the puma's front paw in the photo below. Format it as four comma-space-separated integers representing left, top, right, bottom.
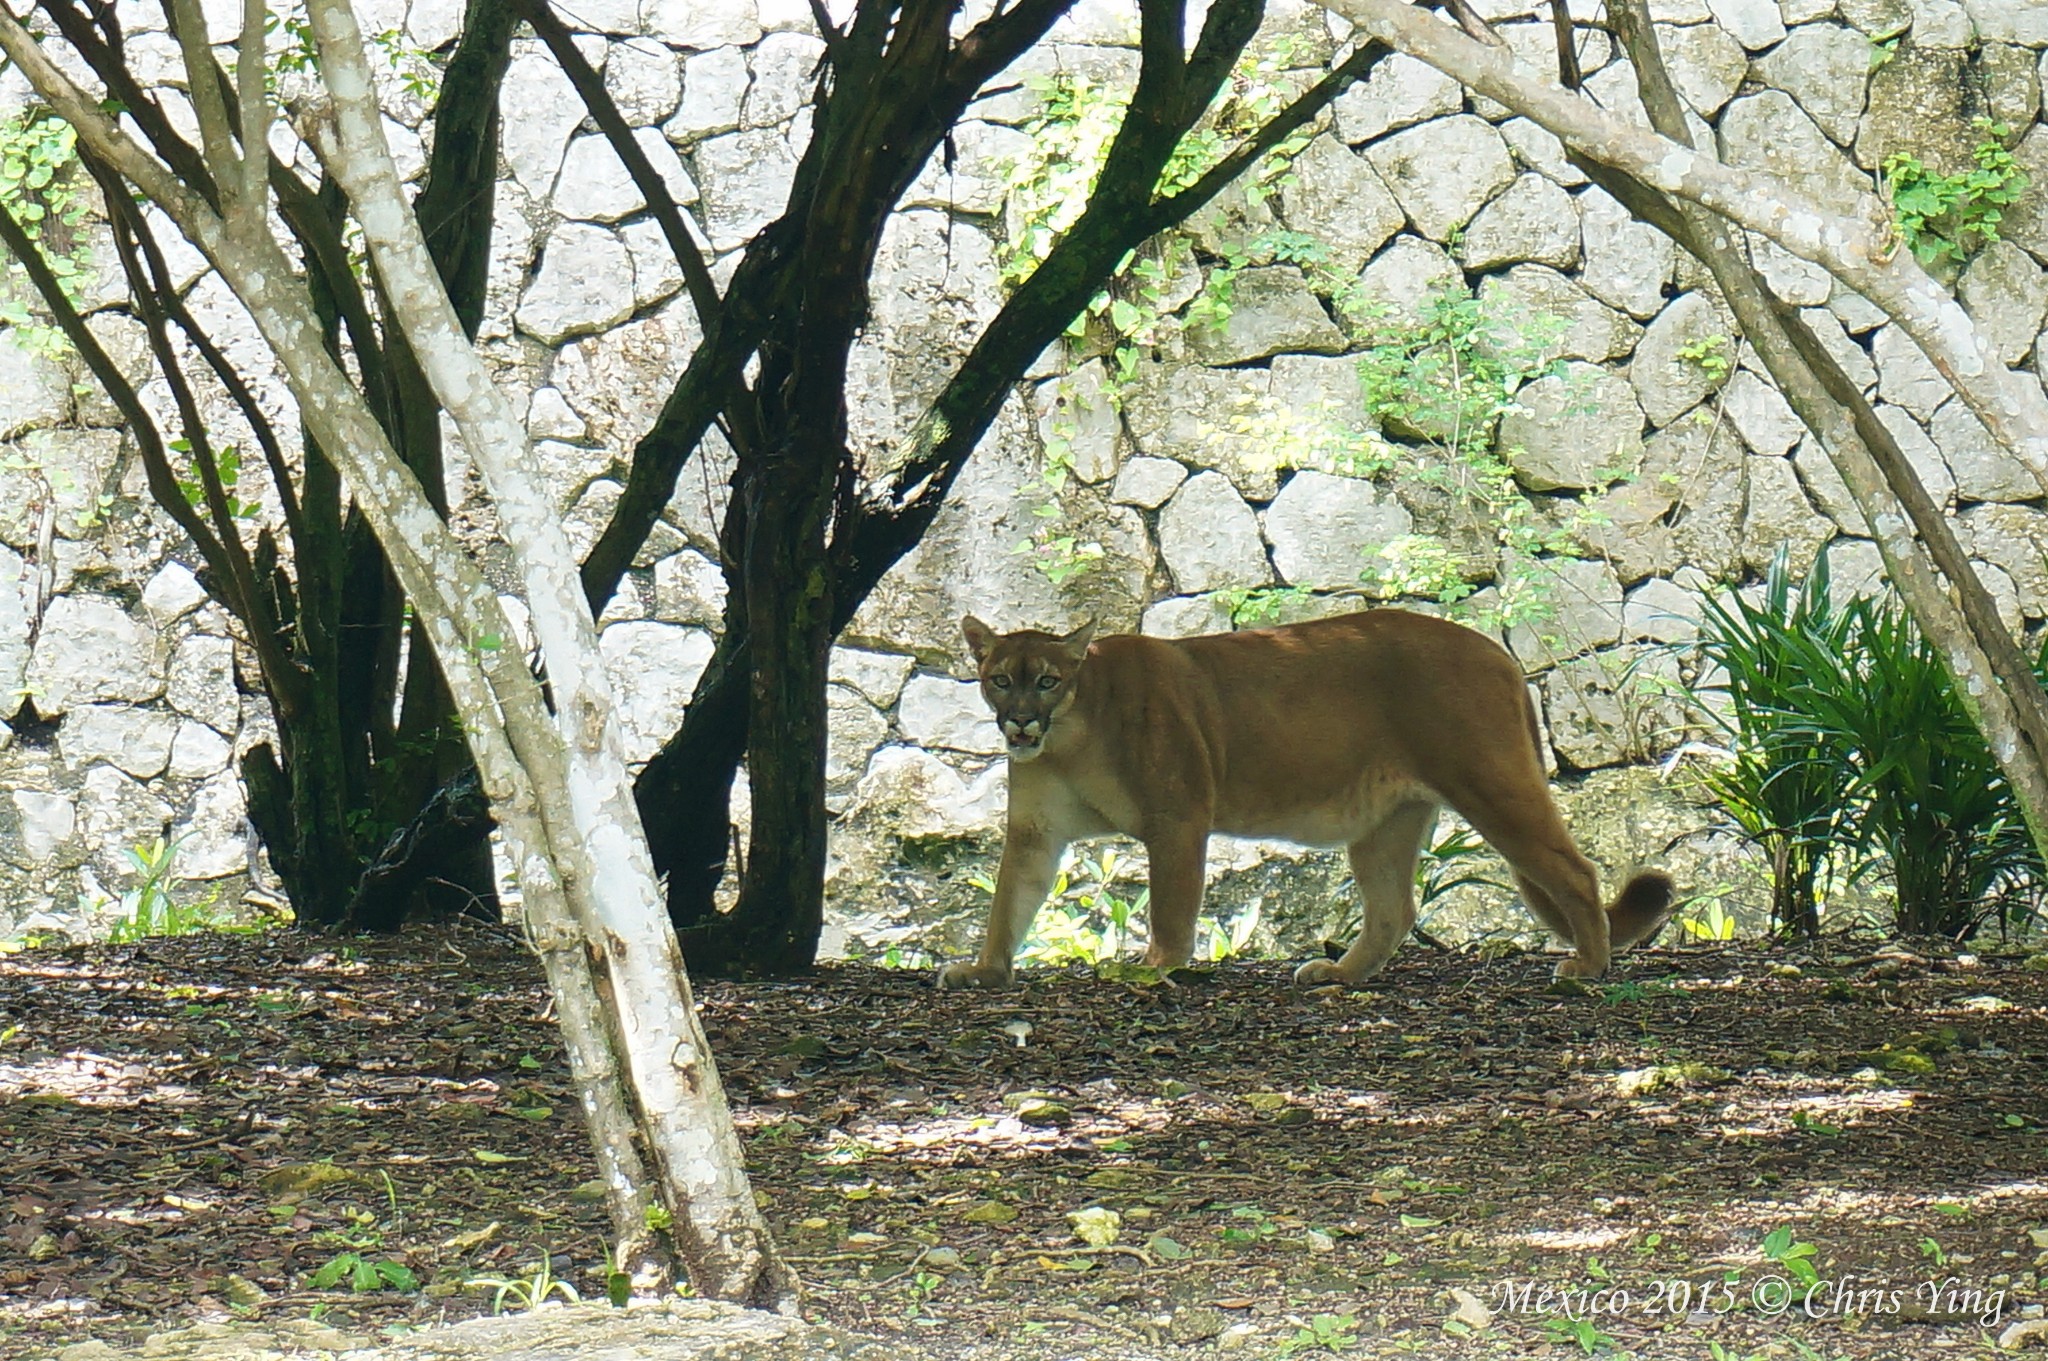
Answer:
936, 960, 1015, 990
1552, 954, 1609, 980
1292, 958, 1354, 989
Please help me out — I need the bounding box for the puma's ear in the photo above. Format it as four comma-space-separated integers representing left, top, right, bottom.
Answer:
1062, 618, 1098, 658
962, 615, 997, 662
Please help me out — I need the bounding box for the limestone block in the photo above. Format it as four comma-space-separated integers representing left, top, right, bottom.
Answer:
1500, 118, 1588, 188
516, 223, 636, 343
167, 721, 232, 780
2001, 126, 2048, 265
1719, 91, 1873, 217
653, 548, 729, 626
598, 620, 715, 764
1142, 593, 1236, 638
1856, 45, 1973, 175
1578, 186, 1674, 320
165, 633, 239, 734
1478, 266, 1642, 364
826, 684, 890, 786
1934, 398, 2034, 502
141, 562, 208, 622
553, 130, 698, 223
1184, 266, 1346, 365
829, 648, 915, 708
1348, 234, 1462, 334
1960, 503, 2048, 616
669, 47, 748, 142
694, 127, 798, 248
1958, 239, 2048, 366
844, 744, 1007, 839
745, 32, 826, 128
1797, 306, 1878, 390
1111, 456, 1188, 509
1961, 0, 2048, 44
898, 673, 1002, 755
1364, 115, 1517, 243
26, 597, 166, 716
1331, 52, 1463, 145
1723, 369, 1805, 456
1158, 472, 1272, 594
1740, 454, 1835, 574
1033, 361, 1124, 485
1276, 134, 1405, 275
1543, 646, 1684, 769
8, 788, 76, 867
58, 705, 177, 780
0, 336, 74, 439
1261, 470, 1412, 591
1708, 0, 1788, 46
169, 772, 247, 879
1629, 291, 1737, 426
1657, 21, 1749, 114
1459, 173, 1581, 272
1122, 362, 1284, 499
1502, 362, 1646, 491
1751, 22, 1868, 144
500, 48, 581, 198
1621, 577, 1701, 643
1872, 323, 1949, 419
1873, 401, 1958, 506
1507, 557, 1624, 668
644, 0, 761, 47
902, 120, 1035, 214
74, 764, 172, 884
1837, 0, 1911, 35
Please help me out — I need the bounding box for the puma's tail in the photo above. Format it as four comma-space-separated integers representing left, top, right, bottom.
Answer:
1607, 870, 1678, 950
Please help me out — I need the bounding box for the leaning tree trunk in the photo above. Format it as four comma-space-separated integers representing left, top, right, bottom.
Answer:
0, 0, 793, 1306
297, 0, 795, 1303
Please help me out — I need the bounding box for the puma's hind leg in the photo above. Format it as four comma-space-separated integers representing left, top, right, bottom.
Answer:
1294, 801, 1436, 988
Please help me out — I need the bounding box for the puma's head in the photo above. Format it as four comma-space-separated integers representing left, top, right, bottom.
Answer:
962, 615, 1096, 762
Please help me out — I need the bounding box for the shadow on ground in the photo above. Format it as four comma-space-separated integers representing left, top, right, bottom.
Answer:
3, 927, 2045, 1358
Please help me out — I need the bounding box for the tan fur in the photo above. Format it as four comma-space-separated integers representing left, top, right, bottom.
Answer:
938, 610, 1676, 989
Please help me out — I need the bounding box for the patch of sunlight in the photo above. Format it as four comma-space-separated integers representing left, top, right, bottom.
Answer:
0, 1052, 196, 1106
1514, 1226, 1632, 1251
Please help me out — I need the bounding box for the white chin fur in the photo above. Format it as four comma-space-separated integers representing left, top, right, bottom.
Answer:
1007, 741, 1044, 762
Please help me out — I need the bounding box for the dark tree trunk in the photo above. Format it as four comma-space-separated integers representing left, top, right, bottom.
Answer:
638, 630, 750, 933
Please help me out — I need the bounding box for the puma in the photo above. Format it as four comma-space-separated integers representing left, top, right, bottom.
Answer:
935, 610, 1675, 990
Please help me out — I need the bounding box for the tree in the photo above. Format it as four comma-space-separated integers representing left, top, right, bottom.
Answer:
582, 0, 1388, 970
0, 0, 520, 930
1313, 0, 2048, 892
0, 0, 791, 1305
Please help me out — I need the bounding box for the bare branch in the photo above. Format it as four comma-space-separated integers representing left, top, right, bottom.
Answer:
515, 0, 721, 334
237, 0, 268, 211
163, 0, 243, 205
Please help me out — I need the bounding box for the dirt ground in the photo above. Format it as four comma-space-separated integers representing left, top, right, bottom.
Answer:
3, 926, 2046, 1360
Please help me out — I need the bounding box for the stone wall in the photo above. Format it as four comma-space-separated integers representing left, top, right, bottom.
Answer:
3, 0, 2046, 949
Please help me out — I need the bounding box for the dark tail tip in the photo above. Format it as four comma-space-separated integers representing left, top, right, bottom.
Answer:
1607, 869, 1678, 950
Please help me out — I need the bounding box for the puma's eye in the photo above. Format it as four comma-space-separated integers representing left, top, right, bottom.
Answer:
991, 675, 1012, 690
1038, 675, 1060, 691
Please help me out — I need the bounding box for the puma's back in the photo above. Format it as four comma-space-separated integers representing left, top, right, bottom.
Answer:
1054, 610, 1551, 847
